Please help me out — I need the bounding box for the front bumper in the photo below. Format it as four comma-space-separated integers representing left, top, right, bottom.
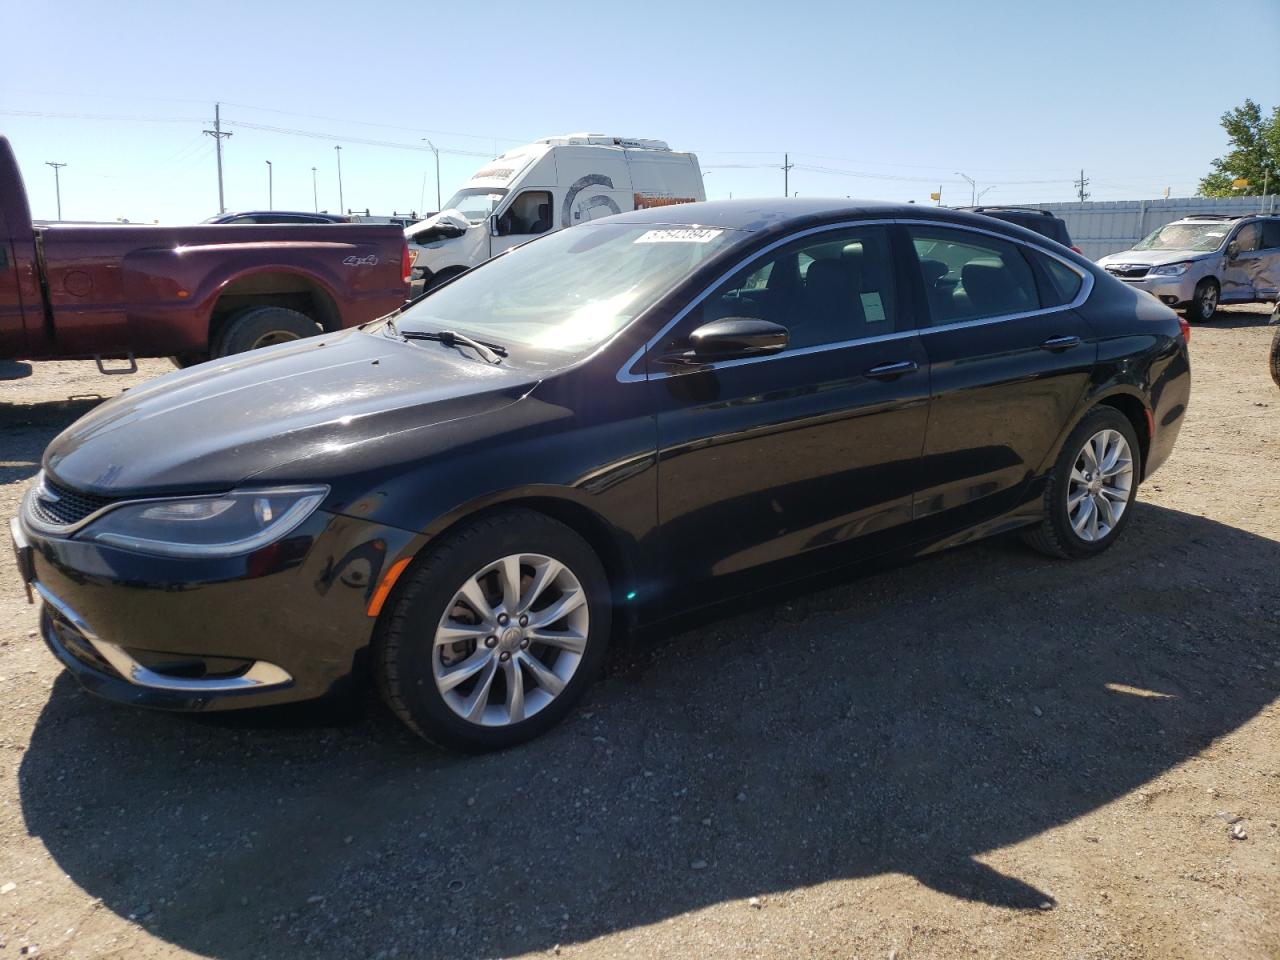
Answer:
1105, 272, 1197, 306
11, 510, 421, 712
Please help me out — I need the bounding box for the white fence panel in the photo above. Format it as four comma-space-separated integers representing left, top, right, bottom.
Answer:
1024, 196, 1278, 261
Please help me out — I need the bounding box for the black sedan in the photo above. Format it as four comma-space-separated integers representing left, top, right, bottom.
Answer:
11, 200, 1191, 750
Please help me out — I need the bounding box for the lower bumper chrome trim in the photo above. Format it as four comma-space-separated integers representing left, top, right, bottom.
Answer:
33, 581, 293, 694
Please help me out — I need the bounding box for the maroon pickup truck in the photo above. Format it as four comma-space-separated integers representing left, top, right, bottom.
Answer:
0, 135, 409, 371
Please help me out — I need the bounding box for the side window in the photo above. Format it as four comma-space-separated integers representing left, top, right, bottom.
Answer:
497, 190, 553, 236
908, 227, 1040, 326
1262, 220, 1280, 250
692, 226, 898, 351
1232, 222, 1262, 253
1030, 250, 1085, 307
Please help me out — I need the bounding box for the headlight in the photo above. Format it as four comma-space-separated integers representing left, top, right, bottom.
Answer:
79, 486, 328, 558
1149, 262, 1190, 277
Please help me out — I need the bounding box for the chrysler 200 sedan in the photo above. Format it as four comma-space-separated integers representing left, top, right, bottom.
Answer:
11, 200, 1191, 751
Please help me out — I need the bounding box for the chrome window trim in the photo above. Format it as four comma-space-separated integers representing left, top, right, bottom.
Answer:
615, 217, 1093, 383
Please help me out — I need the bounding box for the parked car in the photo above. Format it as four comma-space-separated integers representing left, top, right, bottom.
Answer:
961, 206, 1080, 252
1270, 301, 1280, 389
203, 211, 351, 224
405, 133, 704, 296
0, 136, 410, 370
11, 199, 1190, 750
1096, 215, 1280, 322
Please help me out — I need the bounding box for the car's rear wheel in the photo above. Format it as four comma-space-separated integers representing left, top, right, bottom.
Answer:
1188, 279, 1219, 322
375, 509, 611, 751
1023, 407, 1141, 559
215, 306, 321, 357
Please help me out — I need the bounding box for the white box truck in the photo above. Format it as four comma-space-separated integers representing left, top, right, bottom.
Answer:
405, 133, 704, 294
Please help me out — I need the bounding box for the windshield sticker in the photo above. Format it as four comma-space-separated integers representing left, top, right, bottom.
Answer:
634, 228, 724, 244
860, 292, 887, 323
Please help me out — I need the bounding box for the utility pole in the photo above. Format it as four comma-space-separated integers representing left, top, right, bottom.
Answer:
782, 153, 794, 198
334, 145, 344, 214
203, 102, 233, 214
311, 167, 318, 212
45, 162, 67, 220
421, 139, 441, 211
265, 160, 273, 209
955, 171, 976, 206
1074, 168, 1090, 205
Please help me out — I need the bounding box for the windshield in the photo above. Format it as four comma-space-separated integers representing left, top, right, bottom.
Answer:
440, 188, 509, 224
1133, 222, 1230, 252
395, 223, 743, 353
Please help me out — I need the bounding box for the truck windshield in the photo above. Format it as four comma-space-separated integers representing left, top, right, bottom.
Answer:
395, 223, 742, 353
441, 188, 509, 224
1133, 222, 1230, 252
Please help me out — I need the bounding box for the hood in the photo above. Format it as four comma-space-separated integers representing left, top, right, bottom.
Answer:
43, 329, 538, 497
1097, 248, 1211, 267
405, 209, 470, 244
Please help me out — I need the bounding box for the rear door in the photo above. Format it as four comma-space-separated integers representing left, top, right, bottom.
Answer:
906, 223, 1096, 530
650, 223, 930, 610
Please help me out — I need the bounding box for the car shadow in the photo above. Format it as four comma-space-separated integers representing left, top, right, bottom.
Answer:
1204, 306, 1276, 329
17, 504, 1280, 959
0, 398, 105, 485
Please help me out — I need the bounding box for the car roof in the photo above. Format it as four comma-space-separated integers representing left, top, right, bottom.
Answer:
605, 197, 1057, 241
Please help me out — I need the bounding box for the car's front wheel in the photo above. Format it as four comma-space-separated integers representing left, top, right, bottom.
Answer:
1023, 407, 1142, 559
1188, 279, 1219, 322
1269, 314, 1280, 389
375, 510, 611, 751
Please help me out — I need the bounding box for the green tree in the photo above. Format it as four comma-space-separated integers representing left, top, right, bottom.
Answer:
1198, 100, 1280, 197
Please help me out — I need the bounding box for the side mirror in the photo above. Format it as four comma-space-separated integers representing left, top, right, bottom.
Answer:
1226, 240, 1239, 259
684, 318, 789, 361
489, 214, 500, 238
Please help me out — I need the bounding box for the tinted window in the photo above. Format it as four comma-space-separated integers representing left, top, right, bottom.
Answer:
693, 226, 898, 350
1262, 220, 1280, 250
910, 227, 1040, 325
1031, 250, 1084, 307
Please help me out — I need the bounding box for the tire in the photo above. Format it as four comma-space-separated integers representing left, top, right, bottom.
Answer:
374, 509, 612, 752
169, 352, 209, 369
214, 305, 321, 358
424, 266, 466, 293
1022, 406, 1142, 560
1270, 321, 1280, 390
1187, 279, 1219, 322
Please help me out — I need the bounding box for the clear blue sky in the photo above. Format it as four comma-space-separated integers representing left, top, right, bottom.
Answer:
5, 0, 1278, 223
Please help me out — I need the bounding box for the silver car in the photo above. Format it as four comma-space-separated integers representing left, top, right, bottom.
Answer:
1096, 215, 1280, 321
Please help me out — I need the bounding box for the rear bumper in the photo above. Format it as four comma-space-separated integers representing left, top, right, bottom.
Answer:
14, 510, 420, 712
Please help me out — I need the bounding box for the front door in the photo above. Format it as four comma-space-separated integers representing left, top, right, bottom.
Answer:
1222, 220, 1280, 303
491, 189, 555, 257
651, 224, 930, 610
905, 224, 1097, 530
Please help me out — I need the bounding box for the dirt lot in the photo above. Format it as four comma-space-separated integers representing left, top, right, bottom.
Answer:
0, 310, 1277, 960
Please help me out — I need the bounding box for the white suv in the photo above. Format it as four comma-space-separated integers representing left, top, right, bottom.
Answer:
1096, 215, 1280, 321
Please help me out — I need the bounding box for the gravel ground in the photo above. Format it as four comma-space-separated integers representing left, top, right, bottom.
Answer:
0, 309, 1277, 960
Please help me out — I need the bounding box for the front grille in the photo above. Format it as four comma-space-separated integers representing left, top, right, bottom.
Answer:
27, 475, 116, 528
1105, 264, 1150, 279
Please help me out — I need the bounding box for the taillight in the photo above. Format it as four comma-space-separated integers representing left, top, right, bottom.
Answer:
400, 240, 412, 285
1178, 315, 1191, 344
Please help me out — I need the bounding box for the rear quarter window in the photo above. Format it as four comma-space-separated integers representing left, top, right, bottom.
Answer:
1032, 251, 1084, 307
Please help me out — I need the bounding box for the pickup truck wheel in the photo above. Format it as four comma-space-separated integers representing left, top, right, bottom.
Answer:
169, 352, 209, 369
424, 266, 467, 293
215, 306, 321, 357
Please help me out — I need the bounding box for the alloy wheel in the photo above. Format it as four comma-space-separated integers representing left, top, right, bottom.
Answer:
1067, 428, 1134, 542
432, 553, 588, 726
250, 331, 303, 349
1198, 285, 1218, 320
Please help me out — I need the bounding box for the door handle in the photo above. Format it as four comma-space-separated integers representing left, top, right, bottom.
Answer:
865, 359, 919, 380
1040, 335, 1082, 351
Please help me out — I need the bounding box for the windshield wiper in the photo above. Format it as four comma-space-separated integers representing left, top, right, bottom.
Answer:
401, 329, 506, 364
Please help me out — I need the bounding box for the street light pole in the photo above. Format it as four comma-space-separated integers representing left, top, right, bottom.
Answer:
976, 185, 997, 203
45, 162, 67, 220
311, 167, 318, 213
421, 139, 441, 211
334, 145, 344, 213
265, 160, 273, 209
955, 171, 977, 206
